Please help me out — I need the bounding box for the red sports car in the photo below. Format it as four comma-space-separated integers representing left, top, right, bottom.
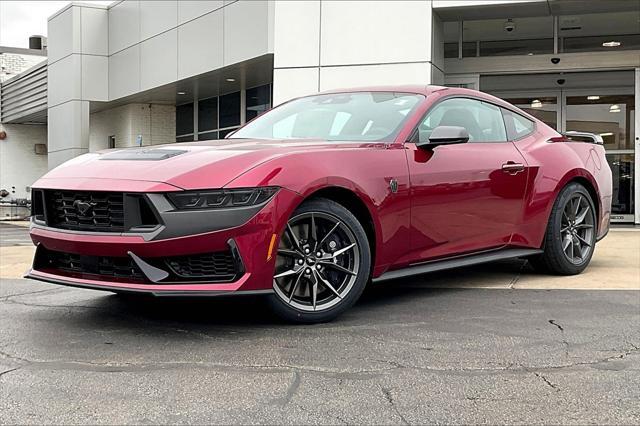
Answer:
27, 86, 612, 323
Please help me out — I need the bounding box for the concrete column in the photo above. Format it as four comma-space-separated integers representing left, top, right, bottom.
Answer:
46, 3, 108, 169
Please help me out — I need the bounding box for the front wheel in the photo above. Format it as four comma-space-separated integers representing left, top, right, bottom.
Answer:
530, 182, 597, 275
268, 198, 371, 323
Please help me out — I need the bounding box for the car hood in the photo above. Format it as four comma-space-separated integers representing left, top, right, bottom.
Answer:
38, 138, 374, 190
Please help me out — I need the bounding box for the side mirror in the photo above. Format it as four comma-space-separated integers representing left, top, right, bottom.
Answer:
417, 126, 469, 149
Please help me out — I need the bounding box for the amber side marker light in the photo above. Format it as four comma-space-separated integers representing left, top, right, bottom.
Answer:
267, 234, 278, 261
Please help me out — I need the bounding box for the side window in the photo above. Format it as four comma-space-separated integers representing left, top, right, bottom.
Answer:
417, 98, 507, 143
502, 108, 535, 140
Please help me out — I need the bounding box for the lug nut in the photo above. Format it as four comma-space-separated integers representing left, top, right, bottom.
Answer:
316, 252, 323, 257
298, 259, 304, 265
316, 264, 322, 270
305, 248, 310, 254
305, 268, 311, 274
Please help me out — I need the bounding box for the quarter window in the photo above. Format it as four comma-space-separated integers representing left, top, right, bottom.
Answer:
502, 108, 535, 140
417, 98, 507, 143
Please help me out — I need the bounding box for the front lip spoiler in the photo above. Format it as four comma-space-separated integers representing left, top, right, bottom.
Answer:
24, 269, 274, 297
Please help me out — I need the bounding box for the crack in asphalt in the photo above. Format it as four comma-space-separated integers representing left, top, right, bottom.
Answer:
509, 260, 529, 289
382, 386, 410, 425
0, 288, 62, 301
533, 372, 560, 391
272, 370, 301, 406
548, 319, 570, 358
0, 346, 636, 380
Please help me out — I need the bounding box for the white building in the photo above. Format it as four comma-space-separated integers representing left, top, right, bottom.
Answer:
0, 0, 639, 223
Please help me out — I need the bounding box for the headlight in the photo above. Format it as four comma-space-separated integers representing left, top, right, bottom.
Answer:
167, 187, 279, 210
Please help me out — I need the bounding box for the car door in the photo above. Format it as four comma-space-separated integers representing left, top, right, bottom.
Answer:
405, 97, 529, 262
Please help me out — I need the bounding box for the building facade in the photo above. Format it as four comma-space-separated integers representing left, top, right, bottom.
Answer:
0, 0, 638, 223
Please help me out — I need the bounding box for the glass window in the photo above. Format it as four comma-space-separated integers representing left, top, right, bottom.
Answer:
198, 97, 218, 132
198, 131, 218, 141
417, 98, 507, 143
219, 91, 241, 128
176, 135, 194, 143
607, 153, 635, 217
246, 85, 271, 121
560, 11, 640, 53
565, 94, 635, 151
501, 96, 558, 130
219, 128, 239, 139
463, 16, 554, 57
176, 103, 193, 136
502, 108, 535, 140
230, 92, 423, 142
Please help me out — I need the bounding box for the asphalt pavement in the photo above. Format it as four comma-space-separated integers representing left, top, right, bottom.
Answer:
0, 223, 639, 424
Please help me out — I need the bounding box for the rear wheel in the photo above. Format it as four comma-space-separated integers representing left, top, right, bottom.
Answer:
268, 198, 371, 323
530, 183, 597, 275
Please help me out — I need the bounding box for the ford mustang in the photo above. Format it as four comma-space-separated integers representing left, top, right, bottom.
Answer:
26, 86, 612, 323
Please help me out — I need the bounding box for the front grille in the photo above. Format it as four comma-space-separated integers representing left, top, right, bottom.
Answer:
165, 251, 237, 281
45, 190, 125, 232
43, 249, 145, 281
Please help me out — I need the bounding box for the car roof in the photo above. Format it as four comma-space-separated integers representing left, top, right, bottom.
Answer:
313, 85, 544, 127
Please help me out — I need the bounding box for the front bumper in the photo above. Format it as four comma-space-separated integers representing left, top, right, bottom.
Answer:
26, 188, 303, 295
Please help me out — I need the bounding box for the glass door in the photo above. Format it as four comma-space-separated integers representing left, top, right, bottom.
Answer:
563, 89, 635, 223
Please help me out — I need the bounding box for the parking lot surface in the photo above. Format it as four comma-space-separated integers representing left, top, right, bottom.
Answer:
0, 222, 638, 424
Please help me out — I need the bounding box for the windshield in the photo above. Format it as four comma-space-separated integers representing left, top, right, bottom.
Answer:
229, 91, 424, 142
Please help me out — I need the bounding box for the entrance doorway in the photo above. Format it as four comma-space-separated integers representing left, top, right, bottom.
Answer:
489, 85, 636, 223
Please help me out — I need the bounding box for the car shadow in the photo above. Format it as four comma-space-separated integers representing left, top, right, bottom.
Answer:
73, 257, 534, 332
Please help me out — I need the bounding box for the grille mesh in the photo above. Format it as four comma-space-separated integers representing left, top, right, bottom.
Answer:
46, 190, 125, 232
165, 252, 237, 280
45, 250, 145, 281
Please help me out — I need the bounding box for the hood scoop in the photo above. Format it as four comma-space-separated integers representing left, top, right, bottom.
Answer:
100, 148, 187, 161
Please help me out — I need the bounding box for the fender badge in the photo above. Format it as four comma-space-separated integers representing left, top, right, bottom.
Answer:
389, 179, 398, 193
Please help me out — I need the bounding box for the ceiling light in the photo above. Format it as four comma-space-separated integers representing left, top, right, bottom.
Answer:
599, 132, 613, 137
587, 95, 600, 100
530, 99, 543, 108
602, 41, 621, 47
225, 78, 236, 82
177, 91, 186, 95
609, 104, 621, 113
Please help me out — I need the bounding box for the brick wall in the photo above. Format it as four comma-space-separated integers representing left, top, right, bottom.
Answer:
90, 103, 176, 150
0, 53, 46, 82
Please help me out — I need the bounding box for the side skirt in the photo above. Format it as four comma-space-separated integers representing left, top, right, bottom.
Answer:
372, 248, 543, 283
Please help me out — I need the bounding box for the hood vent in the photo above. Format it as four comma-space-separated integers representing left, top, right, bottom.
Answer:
100, 148, 187, 161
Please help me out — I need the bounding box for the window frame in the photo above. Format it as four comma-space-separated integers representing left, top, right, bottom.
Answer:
500, 107, 537, 141
407, 95, 543, 144
407, 95, 510, 144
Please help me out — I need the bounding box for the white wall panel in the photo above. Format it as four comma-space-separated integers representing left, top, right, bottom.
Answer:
141, 29, 178, 91
47, 54, 81, 106
140, 1, 178, 40
81, 55, 108, 101
178, 0, 224, 24
108, 0, 140, 54
223, 0, 271, 66
47, 101, 89, 153
108, 45, 140, 100
319, 62, 431, 91
48, 148, 89, 169
48, 7, 80, 63
177, 11, 223, 80
320, 1, 431, 66
80, 7, 108, 55
273, 0, 320, 68
273, 67, 319, 106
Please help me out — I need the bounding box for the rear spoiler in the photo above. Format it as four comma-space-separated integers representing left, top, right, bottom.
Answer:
562, 131, 604, 145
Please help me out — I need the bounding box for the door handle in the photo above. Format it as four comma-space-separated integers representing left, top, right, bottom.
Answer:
502, 161, 525, 175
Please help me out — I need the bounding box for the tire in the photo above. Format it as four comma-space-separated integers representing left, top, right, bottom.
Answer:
267, 198, 371, 323
530, 182, 597, 275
